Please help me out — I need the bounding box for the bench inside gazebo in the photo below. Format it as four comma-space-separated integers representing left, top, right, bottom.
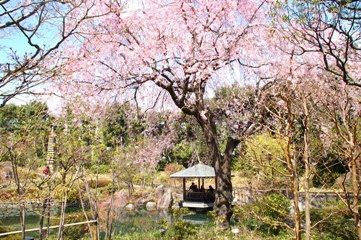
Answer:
170, 162, 216, 209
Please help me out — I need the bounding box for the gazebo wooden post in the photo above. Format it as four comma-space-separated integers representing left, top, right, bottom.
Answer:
215, 176, 218, 190
202, 178, 204, 187
183, 178, 186, 200
198, 178, 200, 189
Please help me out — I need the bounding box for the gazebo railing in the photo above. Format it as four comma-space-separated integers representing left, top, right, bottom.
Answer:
184, 192, 215, 203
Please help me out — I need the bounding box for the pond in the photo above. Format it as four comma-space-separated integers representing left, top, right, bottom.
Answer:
0, 206, 89, 239
0, 207, 211, 239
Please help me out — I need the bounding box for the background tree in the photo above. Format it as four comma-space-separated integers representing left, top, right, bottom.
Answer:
317, 80, 361, 238
273, 0, 361, 87
265, 81, 304, 240
0, 102, 50, 239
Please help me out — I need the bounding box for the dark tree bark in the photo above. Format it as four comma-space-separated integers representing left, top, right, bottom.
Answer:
39, 197, 49, 240
191, 107, 240, 227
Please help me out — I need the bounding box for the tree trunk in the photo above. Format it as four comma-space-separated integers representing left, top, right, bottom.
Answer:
350, 156, 361, 240
292, 175, 301, 240
84, 177, 99, 240
57, 193, 68, 240
47, 198, 51, 237
11, 157, 26, 240
286, 140, 301, 240
39, 198, 48, 240
283, 97, 301, 240
213, 144, 233, 228
20, 202, 25, 240
195, 110, 239, 228
47, 185, 51, 238
302, 97, 311, 240
105, 170, 116, 240
78, 189, 94, 240
304, 157, 311, 240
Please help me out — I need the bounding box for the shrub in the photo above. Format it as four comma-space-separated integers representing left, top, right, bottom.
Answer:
88, 177, 112, 188
106, 182, 119, 193
53, 185, 80, 203
164, 163, 184, 174
309, 201, 357, 240
164, 220, 197, 240
113, 231, 161, 240
169, 207, 190, 218
157, 141, 194, 170
312, 152, 347, 188
259, 193, 290, 221
233, 193, 291, 236
89, 164, 110, 174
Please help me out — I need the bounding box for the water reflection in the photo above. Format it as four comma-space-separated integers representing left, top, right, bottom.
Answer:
0, 207, 211, 238
112, 209, 210, 236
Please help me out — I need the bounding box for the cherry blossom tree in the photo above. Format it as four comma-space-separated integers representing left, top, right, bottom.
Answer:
0, 0, 113, 106
58, 0, 272, 226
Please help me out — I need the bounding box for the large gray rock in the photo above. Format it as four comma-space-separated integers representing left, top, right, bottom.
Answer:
146, 201, 157, 211
98, 190, 129, 221
98, 190, 128, 210
157, 188, 173, 210
113, 191, 129, 209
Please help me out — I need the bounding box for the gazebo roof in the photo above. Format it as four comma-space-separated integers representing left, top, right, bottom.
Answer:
170, 162, 215, 178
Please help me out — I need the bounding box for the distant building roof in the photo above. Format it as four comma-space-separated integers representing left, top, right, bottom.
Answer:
170, 162, 215, 178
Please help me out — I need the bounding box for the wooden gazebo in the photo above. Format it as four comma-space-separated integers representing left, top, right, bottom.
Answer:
170, 162, 216, 209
